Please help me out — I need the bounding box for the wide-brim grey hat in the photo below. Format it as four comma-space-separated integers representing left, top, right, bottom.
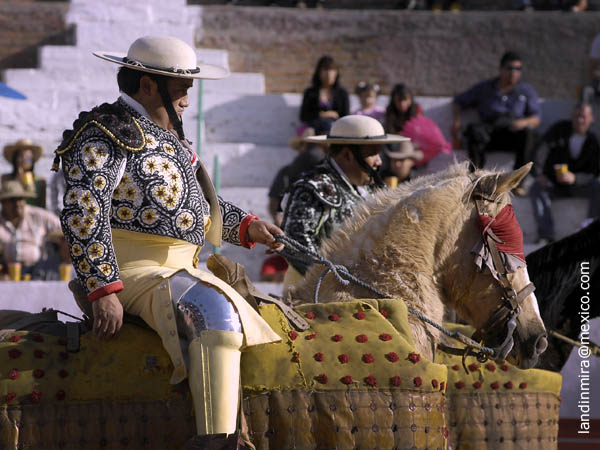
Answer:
303, 115, 410, 145
93, 35, 229, 80
384, 140, 424, 161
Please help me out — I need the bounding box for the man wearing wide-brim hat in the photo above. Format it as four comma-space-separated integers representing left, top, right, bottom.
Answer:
0, 180, 65, 279
280, 114, 409, 290
380, 140, 424, 186
54, 35, 283, 448
2, 138, 46, 208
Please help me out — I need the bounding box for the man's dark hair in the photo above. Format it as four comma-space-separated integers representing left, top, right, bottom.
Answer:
329, 143, 360, 157
500, 51, 522, 68
117, 67, 168, 95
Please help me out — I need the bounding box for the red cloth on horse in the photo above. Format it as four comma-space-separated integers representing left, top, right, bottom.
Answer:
477, 205, 525, 262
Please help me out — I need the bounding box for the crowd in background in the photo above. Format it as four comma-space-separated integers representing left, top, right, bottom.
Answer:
2, 31, 600, 284
262, 42, 600, 279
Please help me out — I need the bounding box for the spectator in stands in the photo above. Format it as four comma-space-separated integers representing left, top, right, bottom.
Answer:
0, 180, 66, 280
353, 81, 385, 123
379, 140, 424, 186
529, 102, 600, 243
452, 51, 540, 188
384, 83, 420, 134
385, 83, 451, 166
514, 0, 587, 11
582, 32, 600, 136
1, 139, 47, 208
299, 55, 349, 135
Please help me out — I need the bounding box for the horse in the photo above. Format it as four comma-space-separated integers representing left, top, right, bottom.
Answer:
293, 162, 548, 369
527, 219, 600, 372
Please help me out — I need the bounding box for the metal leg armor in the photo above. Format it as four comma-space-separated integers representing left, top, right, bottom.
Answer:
171, 272, 243, 436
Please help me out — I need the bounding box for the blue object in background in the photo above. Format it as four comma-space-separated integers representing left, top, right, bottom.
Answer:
0, 81, 26, 100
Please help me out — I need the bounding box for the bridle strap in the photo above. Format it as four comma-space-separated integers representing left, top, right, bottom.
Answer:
469, 182, 536, 361
154, 76, 186, 141
349, 146, 386, 189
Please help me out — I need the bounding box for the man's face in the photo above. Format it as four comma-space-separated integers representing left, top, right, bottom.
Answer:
340, 145, 382, 186
16, 149, 34, 171
499, 60, 523, 86
572, 104, 593, 134
1, 198, 25, 222
142, 76, 194, 132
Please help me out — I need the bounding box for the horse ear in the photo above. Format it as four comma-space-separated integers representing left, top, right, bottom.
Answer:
495, 162, 533, 195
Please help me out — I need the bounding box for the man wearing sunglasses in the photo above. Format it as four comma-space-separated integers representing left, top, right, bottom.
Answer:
451, 51, 541, 189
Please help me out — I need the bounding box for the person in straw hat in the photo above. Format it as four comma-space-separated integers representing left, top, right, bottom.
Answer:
379, 139, 424, 186
280, 114, 409, 291
2, 138, 47, 208
0, 180, 65, 280
53, 35, 284, 448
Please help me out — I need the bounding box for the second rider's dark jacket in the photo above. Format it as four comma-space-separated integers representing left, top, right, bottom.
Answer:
281, 157, 374, 274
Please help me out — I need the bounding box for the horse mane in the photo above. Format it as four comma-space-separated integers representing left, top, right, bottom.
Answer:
318, 161, 501, 259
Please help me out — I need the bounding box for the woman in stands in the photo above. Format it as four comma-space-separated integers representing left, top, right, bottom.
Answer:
299, 55, 349, 135
384, 83, 451, 166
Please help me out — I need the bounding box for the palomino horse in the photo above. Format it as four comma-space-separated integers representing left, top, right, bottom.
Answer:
294, 162, 548, 368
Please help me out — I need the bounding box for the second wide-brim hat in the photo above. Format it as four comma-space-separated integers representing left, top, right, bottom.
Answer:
3, 139, 43, 163
93, 35, 229, 80
304, 115, 410, 145
0, 180, 36, 201
384, 140, 424, 161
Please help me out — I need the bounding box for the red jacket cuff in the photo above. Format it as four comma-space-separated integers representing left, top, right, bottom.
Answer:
239, 214, 259, 249
88, 281, 124, 302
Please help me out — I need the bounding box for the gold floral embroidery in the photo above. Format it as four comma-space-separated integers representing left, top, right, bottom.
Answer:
68, 166, 82, 179
146, 134, 158, 150
68, 216, 82, 229
163, 143, 175, 155
86, 205, 99, 216
71, 244, 83, 257
86, 277, 99, 291
93, 176, 107, 190
66, 190, 79, 204
125, 187, 137, 200
165, 195, 176, 208
144, 159, 158, 174
176, 213, 194, 231
78, 260, 91, 273
87, 242, 105, 260
117, 207, 132, 220
141, 208, 159, 225
99, 263, 112, 276
153, 185, 167, 199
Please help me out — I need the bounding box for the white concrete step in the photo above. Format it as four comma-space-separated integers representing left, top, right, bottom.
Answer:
203, 93, 302, 145
200, 142, 295, 187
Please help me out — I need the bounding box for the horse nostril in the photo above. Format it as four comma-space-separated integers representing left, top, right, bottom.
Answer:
535, 334, 548, 355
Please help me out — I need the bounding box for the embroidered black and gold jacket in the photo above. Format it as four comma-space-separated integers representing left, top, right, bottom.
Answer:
281, 158, 374, 274
56, 99, 251, 299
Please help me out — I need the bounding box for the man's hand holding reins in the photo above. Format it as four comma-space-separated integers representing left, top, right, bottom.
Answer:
92, 293, 123, 341
248, 220, 285, 253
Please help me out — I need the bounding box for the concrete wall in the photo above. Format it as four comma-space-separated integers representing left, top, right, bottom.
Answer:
0, 1, 72, 70
197, 6, 600, 97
